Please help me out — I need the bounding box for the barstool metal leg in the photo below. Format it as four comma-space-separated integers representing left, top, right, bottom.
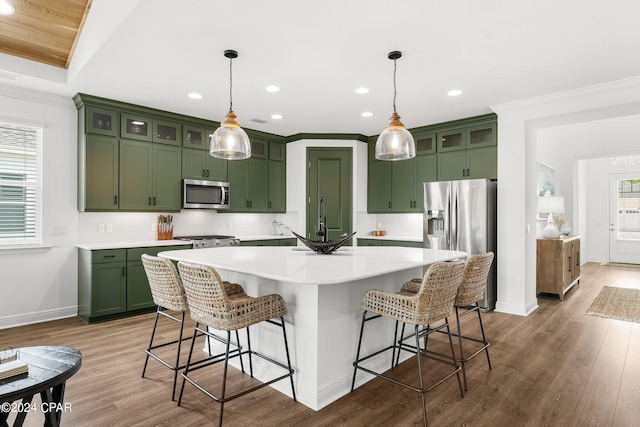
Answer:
246, 326, 254, 378
455, 307, 468, 391
414, 325, 427, 427
351, 311, 367, 392
142, 307, 161, 378
476, 305, 492, 369
280, 316, 297, 401
445, 318, 464, 398
171, 311, 186, 400
218, 331, 232, 427
177, 322, 200, 407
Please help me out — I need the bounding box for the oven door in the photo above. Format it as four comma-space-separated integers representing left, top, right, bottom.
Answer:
183, 179, 230, 209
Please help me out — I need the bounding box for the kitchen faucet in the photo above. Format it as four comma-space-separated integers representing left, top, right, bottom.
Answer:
316, 197, 328, 243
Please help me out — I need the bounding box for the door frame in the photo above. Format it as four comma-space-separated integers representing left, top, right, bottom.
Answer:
609, 172, 640, 264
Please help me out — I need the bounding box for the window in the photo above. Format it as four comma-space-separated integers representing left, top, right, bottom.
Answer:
617, 178, 640, 240
0, 121, 42, 246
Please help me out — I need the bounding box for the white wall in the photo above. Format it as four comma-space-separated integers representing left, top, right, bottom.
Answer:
0, 85, 79, 328
286, 139, 368, 238
492, 76, 640, 316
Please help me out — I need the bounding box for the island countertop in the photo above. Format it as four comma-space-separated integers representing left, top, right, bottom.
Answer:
158, 246, 467, 285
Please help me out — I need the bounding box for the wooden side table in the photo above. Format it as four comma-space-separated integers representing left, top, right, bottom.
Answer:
0, 346, 81, 427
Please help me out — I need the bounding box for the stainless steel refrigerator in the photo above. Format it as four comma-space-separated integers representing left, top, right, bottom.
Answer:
423, 179, 497, 310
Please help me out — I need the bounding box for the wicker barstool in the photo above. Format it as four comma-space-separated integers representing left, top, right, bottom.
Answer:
176, 261, 296, 427
141, 254, 246, 401
351, 260, 466, 427
399, 252, 494, 391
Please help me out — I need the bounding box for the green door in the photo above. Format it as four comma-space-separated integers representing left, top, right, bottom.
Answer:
227, 159, 249, 211
85, 135, 119, 211
126, 260, 155, 311
392, 159, 415, 212
368, 161, 391, 212
119, 139, 153, 210
268, 159, 286, 212
91, 262, 127, 317
307, 148, 352, 242
437, 151, 465, 181
152, 144, 181, 211
182, 148, 207, 179
247, 157, 269, 211
467, 146, 497, 180
414, 154, 437, 212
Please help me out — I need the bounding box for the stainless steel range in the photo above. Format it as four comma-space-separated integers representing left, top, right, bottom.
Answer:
175, 235, 240, 249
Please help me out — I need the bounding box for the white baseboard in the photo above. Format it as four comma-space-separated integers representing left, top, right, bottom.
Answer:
0, 306, 77, 330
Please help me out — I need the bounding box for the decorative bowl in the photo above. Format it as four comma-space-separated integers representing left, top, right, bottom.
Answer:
372, 230, 386, 236
291, 231, 357, 254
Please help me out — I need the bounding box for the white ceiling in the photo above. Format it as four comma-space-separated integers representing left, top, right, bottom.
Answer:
1, 0, 640, 137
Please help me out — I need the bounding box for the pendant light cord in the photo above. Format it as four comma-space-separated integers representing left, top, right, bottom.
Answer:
229, 55, 233, 111
392, 57, 397, 113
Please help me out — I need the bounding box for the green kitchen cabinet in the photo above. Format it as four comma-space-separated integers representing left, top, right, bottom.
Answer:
182, 148, 228, 181
466, 122, 496, 149
119, 139, 181, 211
357, 238, 422, 248
78, 244, 190, 323
85, 106, 118, 137
121, 113, 152, 142
437, 146, 497, 181
268, 141, 286, 213
415, 133, 437, 155
240, 238, 296, 246
228, 139, 283, 213
84, 135, 119, 211
391, 159, 416, 212
78, 249, 127, 322
414, 154, 437, 209
153, 119, 182, 146
183, 125, 208, 150
437, 128, 465, 152
357, 238, 383, 246
367, 160, 392, 212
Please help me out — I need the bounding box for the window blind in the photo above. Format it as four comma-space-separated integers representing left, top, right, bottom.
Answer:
0, 121, 42, 245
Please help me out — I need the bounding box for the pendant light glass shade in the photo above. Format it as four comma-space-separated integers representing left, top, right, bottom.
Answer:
375, 111, 416, 160
210, 50, 251, 160
375, 51, 415, 161
210, 110, 251, 159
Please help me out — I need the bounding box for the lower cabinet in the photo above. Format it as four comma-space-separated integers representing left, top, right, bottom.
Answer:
78, 244, 190, 323
536, 236, 581, 300
357, 239, 423, 248
240, 238, 297, 247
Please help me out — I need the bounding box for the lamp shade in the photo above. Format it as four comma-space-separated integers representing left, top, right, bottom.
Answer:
375, 111, 416, 161
537, 196, 565, 214
210, 110, 251, 160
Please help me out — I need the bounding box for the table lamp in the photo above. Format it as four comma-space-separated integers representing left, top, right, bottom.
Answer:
537, 195, 565, 238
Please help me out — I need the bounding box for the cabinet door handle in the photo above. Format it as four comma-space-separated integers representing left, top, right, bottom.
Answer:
202, 169, 206, 177
462, 169, 466, 177
121, 267, 126, 277
153, 197, 156, 206
269, 201, 272, 208
467, 168, 470, 176
114, 195, 118, 205
249, 201, 253, 208
567, 256, 572, 272
206, 169, 210, 177
388, 201, 392, 208
148, 197, 152, 206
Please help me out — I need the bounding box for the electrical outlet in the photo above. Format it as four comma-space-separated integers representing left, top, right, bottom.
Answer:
106, 223, 113, 233
98, 223, 105, 233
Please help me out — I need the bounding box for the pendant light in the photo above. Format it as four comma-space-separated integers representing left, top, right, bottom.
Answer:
210, 50, 251, 160
375, 51, 415, 161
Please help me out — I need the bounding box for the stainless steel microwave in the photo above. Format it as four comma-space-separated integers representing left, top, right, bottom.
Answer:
182, 179, 230, 210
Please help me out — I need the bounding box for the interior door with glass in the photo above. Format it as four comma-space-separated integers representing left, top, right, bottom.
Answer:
609, 173, 640, 264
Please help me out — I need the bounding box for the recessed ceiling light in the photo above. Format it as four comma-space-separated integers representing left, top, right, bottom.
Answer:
188, 93, 203, 99
0, 0, 15, 16
271, 114, 283, 120
266, 85, 280, 93
355, 87, 370, 94
447, 89, 463, 97
361, 112, 373, 117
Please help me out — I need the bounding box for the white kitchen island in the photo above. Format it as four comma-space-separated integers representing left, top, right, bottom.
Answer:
159, 245, 466, 411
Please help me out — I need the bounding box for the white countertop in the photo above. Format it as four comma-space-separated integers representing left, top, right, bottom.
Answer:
76, 240, 190, 250
158, 246, 466, 285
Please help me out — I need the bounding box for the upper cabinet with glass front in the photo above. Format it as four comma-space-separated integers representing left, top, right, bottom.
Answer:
183, 126, 208, 150
153, 119, 182, 146
465, 122, 496, 149
86, 106, 119, 137
121, 113, 152, 141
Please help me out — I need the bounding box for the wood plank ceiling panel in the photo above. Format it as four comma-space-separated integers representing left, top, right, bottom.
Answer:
0, 0, 92, 68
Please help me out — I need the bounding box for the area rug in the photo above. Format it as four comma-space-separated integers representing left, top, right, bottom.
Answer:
586, 286, 640, 323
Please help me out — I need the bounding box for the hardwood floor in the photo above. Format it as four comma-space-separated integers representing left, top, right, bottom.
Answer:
1, 262, 639, 426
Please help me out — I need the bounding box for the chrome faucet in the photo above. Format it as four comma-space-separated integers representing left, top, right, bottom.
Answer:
316, 197, 328, 243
